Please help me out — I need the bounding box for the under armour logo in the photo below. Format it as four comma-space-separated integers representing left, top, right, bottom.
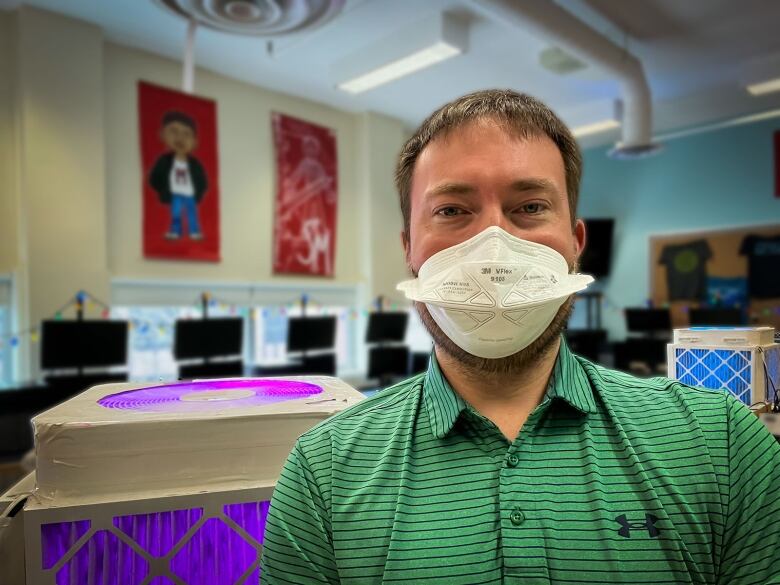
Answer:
615, 514, 661, 538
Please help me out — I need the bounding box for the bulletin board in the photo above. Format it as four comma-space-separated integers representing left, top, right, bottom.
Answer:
650, 224, 780, 329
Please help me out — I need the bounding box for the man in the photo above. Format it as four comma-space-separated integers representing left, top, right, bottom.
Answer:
261, 90, 780, 584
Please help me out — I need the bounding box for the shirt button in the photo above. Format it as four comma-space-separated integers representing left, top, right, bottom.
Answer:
507, 454, 519, 467
510, 508, 525, 526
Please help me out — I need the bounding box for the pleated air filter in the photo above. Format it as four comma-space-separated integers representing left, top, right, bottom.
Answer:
667, 327, 780, 406
39, 499, 270, 585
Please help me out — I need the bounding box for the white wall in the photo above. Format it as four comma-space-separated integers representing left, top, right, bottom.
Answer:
358, 111, 409, 306
2, 7, 411, 379
105, 43, 365, 285
9, 7, 110, 378
0, 11, 19, 274
0, 10, 20, 383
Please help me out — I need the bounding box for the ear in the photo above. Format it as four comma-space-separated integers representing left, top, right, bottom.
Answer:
573, 218, 586, 259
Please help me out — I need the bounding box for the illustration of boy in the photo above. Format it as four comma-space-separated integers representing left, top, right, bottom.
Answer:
149, 111, 208, 240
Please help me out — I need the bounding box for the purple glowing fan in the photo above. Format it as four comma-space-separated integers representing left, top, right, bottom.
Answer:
97, 379, 323, 413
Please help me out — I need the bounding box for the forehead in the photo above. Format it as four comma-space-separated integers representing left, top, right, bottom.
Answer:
411, 120, 566, 195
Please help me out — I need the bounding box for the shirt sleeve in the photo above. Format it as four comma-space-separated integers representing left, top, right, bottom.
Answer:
261, 441, 338, 584
716, 396, 780, 585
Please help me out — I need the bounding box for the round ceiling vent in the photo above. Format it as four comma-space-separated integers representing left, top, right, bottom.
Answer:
155, 0, 346, 36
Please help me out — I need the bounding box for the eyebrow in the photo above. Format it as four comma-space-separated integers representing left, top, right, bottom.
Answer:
424, 178, 560, 198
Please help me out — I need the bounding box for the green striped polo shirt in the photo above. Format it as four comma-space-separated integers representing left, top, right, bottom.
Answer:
261, 340, 780, 584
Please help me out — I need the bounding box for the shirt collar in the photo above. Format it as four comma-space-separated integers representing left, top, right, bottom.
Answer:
422, 352, 469, 440
547, 338, 598, 416
422, 337, 597, 440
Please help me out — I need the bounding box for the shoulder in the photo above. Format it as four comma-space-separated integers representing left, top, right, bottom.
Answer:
577, 356, 731, 441
188, 156, 205, 170
296, 374, 424, 455
581, 356, 728, 410
152, 152, 173, 168
576, 356, 739, 494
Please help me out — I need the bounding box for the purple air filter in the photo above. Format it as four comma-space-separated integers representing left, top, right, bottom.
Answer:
97, 378, 323, 413
40, 502, 271, 585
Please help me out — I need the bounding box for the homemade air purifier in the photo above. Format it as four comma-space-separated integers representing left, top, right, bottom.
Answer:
0, 376, 364, 585
667, 327, 779, 406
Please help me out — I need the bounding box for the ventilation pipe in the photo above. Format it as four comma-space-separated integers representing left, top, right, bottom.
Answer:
468, 0, 662, 158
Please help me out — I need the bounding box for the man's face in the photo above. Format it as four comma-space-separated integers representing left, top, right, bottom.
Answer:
161, 121, 197, 156
403, 119, 586, 372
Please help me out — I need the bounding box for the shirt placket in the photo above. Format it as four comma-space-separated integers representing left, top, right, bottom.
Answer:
499, 401, 551, 585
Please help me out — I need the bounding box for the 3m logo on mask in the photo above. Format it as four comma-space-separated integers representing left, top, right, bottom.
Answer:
615, 514, 661, 538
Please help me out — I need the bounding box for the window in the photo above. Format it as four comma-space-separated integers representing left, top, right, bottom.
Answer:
110, 279, 364, 379
406, 309, 433, 354
111, 304, 241, 382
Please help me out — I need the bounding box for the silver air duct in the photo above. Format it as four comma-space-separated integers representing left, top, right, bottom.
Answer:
468, 0, 662, 159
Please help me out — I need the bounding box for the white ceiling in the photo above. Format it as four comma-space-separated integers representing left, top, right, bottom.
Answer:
5, 0, 780, 146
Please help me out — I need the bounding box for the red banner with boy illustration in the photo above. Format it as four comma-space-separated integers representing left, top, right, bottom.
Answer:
139, 81, 220, 261
272, 113, 338, 276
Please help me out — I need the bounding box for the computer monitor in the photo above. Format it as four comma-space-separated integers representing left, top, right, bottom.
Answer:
287, 316, 336, 352
368, 346, 410, 380
689, 308, 744, 326
41, 320, 128, 369
174, 318, 243, 360
301, 353, 337, 375
410, 352, 430, 375
580, 219, 614, 278
366, 312, 409, 343
564, 329, 607, 363
625, 308, 672, 333
614, 338, 668, 374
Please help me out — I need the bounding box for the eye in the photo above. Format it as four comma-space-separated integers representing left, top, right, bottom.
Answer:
518, 202, 546, 215
435, 206, 465, 217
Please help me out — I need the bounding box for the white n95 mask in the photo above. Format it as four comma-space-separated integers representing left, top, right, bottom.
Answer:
397, 226, 593, 359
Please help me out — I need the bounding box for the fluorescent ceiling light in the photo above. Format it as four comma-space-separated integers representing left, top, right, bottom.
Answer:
334, 13, 467, 94
746, 77, 780, 96
338, 42, 461, 94
572, 119, 620, 138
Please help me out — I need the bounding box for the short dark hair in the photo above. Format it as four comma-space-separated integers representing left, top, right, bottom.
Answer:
161, 111, 197, 134
395, 89, 582, 238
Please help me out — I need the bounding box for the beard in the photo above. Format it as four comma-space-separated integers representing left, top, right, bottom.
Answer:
415, 296, 574, 376
412, 260, 578, 377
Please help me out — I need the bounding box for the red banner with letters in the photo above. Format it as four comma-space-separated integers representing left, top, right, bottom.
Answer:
272, 113, 338, 276
139, 81, 220, 261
